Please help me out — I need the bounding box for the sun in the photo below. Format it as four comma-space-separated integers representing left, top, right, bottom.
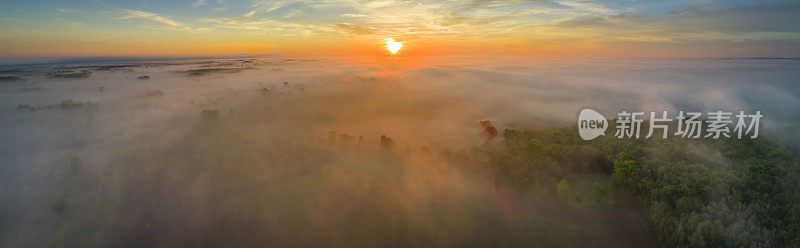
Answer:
384, 37, 403, 54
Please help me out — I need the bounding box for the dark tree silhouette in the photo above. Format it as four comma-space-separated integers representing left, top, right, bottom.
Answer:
479, 120, 498, 140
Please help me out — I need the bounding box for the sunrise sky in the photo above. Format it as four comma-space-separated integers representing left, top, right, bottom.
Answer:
1, 0, 799, 58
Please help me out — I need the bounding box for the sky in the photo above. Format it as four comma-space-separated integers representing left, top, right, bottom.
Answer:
0, 0, 799, 58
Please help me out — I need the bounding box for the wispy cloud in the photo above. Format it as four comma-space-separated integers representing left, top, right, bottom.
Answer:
120, 9, 183, 27
57, 8, 75, 13
537, 1, 800, 44
555, 0, 613, 14
193, 0, 208, 7
333, 23, 377, 35
117, 9, 210, 32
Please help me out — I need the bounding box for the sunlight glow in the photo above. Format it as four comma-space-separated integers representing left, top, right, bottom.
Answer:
384, 37, 403, 54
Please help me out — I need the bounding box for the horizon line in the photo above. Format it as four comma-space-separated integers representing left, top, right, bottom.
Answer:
1, 54, 799, 67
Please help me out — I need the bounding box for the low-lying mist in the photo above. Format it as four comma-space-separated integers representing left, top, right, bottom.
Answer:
1, 56, 798, 247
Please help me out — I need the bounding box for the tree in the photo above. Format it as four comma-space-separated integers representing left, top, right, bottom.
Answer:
556, 179, 572, 203
380, 135, 394, 148
610, 156, 648, 196
479, 120, 498, 141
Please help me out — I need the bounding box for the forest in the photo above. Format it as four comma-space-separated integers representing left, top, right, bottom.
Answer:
484, 125, 800, 247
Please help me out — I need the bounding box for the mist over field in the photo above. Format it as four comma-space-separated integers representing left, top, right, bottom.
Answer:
1, 56, 799, 247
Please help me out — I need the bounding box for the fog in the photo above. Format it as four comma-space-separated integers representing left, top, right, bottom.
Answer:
1, 56, 798, 247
